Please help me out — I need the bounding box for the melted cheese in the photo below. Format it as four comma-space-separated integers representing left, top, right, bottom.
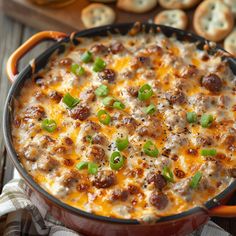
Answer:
12, 32, 236, 221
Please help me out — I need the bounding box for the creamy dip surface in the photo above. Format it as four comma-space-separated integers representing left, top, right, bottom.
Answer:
12, 31, 236, 221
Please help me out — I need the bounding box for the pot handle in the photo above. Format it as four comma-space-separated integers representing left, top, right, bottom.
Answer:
6, 31, 67, 82
209, 205, 236, 218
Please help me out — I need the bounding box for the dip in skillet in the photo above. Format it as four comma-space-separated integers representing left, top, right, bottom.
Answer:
12, 31, 236, 220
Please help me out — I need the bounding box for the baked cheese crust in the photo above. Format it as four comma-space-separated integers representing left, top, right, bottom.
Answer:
12, 32, 236, 221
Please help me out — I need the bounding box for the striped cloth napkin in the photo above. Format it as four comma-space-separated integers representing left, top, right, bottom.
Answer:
0, 179, 231, 236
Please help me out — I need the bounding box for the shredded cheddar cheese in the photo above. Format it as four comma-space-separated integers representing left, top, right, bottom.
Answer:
12, 32, 236, 221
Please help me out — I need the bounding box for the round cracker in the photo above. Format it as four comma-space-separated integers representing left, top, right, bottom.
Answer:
81, 3, 115, 29
154, 10, 188, 30
117, 0, 158, 13
224, 29, 236, 56
193, 0, 234, 42
159, 0, 201, 9
222, 0, 236, 18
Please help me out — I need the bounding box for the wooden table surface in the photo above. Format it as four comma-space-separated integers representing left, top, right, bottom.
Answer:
0, 1, 236, 235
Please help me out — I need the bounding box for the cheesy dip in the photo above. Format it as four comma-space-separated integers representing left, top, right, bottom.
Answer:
12, 31, 236, 221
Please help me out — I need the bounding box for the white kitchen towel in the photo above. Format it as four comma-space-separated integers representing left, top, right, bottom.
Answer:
0, 179, 231, 236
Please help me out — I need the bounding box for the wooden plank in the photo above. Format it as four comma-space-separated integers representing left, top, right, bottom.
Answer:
2, 0, 196, 33
3, 0, 78, 32
0, 5, 23, 189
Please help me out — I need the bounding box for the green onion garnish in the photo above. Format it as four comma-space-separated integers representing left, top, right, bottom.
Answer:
189, 172, 202, 189
116, 137, 129, 151
95, 85, 109, 97
200, 149, 217, 156
97, 110, 111, 125
162, 166, 174, 183
143, 140, 159, 157
76, 161, 98, 175
93, 58, 106, 72
200, 114, 213, 128
102, 97, 125, 110
76, 161, 89, 170
86, 135, 93, 144
71, 63, 85, 76
41, 119, 57, 133
110, 151, 125, 170
144, 104, 156, 115
102, 96, 115, 107
138, 84, 153, 101
113, 101, 125, 110
186, 112, 197, 123
88, 162, 98, 175
81, 51, 92, 63
62, 93, 80, 109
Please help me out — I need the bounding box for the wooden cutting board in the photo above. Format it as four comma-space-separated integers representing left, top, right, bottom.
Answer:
2, 0, 195, 33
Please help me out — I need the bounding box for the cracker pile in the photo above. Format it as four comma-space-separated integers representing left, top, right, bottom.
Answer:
83, 0, 236, 56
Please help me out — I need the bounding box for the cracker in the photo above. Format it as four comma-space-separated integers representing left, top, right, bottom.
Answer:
193, 0, 234, 42
224, 29, 236, 56
117, 0, 158, 13
222, 0, 236, 18
81, 3, 115, 29
159, 0, 200, 9
154, 10, 188, 30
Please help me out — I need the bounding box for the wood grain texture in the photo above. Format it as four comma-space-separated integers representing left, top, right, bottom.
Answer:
2, 0, 196, 33
0, 3, 22, 189
0, 2, 235, 234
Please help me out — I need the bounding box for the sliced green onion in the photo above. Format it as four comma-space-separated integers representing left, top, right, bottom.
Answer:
41, 119, 57, 133
144, 104, 156, 115
93, 58, 106, 72
71, 63, 85, 76
143, 140, 159, 157
76, 161, 89, 170
81, 51, 92, 63
97, 110, 111, 125
88, 162, 98, 175
62, 93, 80, 109
200, 149, 217, 156
86, 135, 93, 144
200, 114, 213, 128
102, 97, 125, 110
95, 85, 109, 97
110, 151, 125, 170
186, 112, 197, 123
138, 84, 153, 101
162, 166, 174, 183
189, 172, 202, 189
76, 161, 98, 174
113, 101, 125, 110
116, 137, 129, 151
102, 96, 115, 107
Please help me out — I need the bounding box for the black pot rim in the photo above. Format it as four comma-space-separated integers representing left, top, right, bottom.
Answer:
3, 22, 236, 225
